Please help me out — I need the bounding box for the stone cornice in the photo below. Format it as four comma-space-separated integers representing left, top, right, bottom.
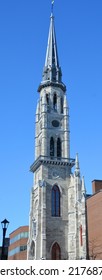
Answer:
38, 81, 66, 93
30, 155, 75, 173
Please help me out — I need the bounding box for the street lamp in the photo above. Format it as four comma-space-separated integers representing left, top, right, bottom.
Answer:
1, 218, 9, 260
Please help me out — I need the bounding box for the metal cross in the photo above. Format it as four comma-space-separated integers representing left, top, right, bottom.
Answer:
51, 0, 54, 14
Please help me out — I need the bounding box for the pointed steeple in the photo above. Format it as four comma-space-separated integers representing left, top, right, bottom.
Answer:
38, 13, 66, 92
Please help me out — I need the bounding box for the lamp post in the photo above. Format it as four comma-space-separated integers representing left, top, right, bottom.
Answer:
1, 219, 9, 260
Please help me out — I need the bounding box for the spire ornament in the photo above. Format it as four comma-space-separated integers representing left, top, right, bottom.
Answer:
75, 153, 80, 177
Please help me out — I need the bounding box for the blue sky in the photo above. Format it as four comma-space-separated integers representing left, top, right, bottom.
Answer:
0, 0, 102, 240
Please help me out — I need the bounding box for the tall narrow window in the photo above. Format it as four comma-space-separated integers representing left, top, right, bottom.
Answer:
50, 137, 54, 157
51, 242, 61, 260
61, 97, 63, 113
52, 185, 60, 216
46, 94, 49, 104
57, 138, 61, 158
53, 93, 57, 111
46, 94, 50, 112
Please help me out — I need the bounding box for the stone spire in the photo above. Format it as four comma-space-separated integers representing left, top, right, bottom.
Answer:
38, 12, 66, 92
82, 176, 86, 194
75, 153, 80, 177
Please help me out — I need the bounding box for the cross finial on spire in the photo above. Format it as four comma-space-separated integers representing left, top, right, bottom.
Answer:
51, 0, 54, 14
38, 0, 66, 92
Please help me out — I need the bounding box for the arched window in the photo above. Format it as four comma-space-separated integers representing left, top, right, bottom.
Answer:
51, 242, 61, 260
61, 97, 63, 113
57, 138, 61, 158
52, 185, 60, 216
50, 137, 54, 157
53, 93, 57, 111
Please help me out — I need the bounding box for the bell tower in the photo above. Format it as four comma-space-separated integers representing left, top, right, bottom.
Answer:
27, 8, 86, 260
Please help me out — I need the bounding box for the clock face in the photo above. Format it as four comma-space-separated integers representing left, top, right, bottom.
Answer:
52, 120, 59, 127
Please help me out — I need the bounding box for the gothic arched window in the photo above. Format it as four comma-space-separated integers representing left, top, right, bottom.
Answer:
57, 138, 61, 158
52, 185, 60, 216
51, 242, 61, 260
61, 97, 63, 113
53, 93, 57, 111
50, 137, 54, 157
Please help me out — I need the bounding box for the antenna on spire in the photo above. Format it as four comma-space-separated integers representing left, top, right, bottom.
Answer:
51, 0, 54, 14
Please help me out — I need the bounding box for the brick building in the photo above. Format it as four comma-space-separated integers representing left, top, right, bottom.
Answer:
87, 180, 102, 259
8, 226, 29, 260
